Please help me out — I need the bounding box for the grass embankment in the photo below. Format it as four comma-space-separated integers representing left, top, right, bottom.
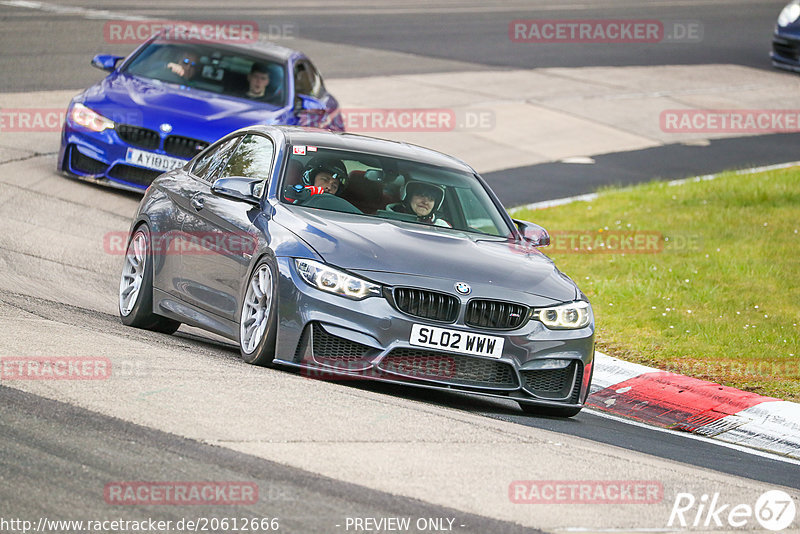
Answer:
512, 167, 800, 401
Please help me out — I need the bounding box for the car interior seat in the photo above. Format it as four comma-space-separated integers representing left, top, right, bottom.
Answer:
340, 171, 385, 214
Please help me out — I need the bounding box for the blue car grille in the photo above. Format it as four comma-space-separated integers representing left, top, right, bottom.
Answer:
465, 299, 529, 330
379, 349, 518, 389
393, 288, 459, 323
520, 361, 583, 401
164, 135, 208, 159
116, 124, 159, 150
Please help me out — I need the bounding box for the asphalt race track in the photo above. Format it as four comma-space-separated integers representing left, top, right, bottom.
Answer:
1, 1, 799, 533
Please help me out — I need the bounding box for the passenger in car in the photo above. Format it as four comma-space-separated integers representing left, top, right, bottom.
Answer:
388, 181, 451, 227
284, 157, 348, 204
137, 47, 201, 85
163, 49, 200, 82
239, 62, 279, 102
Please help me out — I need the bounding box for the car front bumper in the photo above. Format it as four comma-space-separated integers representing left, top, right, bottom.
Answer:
272, 257, 595, 409
772, 29, 800, 71
58, 119, 198, 191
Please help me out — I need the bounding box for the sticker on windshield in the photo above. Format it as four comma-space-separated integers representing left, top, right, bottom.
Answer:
293, 146, 306, 155
307, 146, 317, 152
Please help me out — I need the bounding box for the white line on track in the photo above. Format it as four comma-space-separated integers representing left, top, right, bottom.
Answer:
584, 408, 800, 467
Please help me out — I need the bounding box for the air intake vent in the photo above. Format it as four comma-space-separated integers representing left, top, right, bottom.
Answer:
107, 164, 162, 186
379, 349, 518, 389
520, 361, 583, 400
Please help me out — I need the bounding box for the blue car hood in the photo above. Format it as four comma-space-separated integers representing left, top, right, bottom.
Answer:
278, 207, 578, 303
78, 73, 286, 139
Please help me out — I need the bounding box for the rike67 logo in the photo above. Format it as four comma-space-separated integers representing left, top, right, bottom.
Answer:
668, 490, 796, 531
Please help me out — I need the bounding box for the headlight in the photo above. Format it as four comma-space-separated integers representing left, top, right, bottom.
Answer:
70, 103, 115, 132
294, 259, 381, 300
533, 301, 592, 329
778, 0, 800, 27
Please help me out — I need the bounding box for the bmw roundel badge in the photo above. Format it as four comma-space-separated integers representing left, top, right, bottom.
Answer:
455, 282, 471, 295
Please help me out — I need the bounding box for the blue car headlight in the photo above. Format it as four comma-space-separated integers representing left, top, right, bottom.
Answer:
295, 259, 381, 300
70, 103, 115, 132
779, 0, 800, 27
533, 301, 592, 330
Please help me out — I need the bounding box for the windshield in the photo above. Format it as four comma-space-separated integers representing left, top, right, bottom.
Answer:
124, 40, 286, 106
280, 146, 513, 238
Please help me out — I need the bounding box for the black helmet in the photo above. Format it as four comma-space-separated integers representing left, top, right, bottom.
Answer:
402, 181, 445, 211
302, 157, 348, 192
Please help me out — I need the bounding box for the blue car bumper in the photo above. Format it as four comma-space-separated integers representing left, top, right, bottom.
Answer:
58, 118, 203, 191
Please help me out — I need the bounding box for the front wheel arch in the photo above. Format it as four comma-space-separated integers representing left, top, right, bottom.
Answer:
238, 254, 279, 366
118, 222, 180, 334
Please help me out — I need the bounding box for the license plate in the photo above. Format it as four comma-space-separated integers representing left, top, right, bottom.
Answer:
125, 148, 187, 172
410, 324, 504, 359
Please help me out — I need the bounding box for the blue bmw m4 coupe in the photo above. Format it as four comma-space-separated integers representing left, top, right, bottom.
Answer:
59, 32, 344, 192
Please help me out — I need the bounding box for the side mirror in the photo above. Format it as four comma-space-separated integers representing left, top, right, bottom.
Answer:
294, 94, 324, 112
91, 54, 124, 72
514, 219, 550, 247
211, 176, 263, 206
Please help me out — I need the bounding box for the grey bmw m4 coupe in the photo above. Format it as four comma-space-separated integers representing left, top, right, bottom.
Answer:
119, 125, 595, 416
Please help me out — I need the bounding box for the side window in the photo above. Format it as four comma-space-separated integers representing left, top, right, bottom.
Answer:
293, 61, 323, 98
218, 134, 275, 182
455, 187, 505, 236
191, 136, 242, 182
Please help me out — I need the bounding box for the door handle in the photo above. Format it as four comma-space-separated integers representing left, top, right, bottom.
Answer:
190, 196, 204, 211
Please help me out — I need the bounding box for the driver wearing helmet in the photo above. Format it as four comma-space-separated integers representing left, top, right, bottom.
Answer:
284, 156, 348, 204
389, 180, 451, 227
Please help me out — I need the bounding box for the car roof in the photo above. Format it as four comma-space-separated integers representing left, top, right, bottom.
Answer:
152, 33, 299, 62
259, 126, 476, 173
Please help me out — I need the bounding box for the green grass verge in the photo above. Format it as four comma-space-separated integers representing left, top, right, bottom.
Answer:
512, 167, 800, 402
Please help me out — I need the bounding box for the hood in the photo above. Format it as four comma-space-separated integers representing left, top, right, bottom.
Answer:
77, 73, 288, 140
277, 207, 578, 303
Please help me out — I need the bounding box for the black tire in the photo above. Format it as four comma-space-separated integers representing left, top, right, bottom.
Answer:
238, 257, 279, 366
518, 403, 582, 418
118, 225, 181, 335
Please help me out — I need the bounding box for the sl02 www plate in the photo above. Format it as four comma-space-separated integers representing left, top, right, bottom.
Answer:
410, 323, 504, 359
125, 148, 187, 172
